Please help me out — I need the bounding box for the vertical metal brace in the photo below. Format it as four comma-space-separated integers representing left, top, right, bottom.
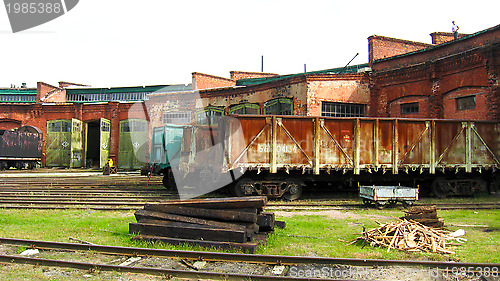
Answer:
354, 118, 360, 175
270, 116, 278, 174
466, 122, 472, 173
429, 120, 436, 174
373, 119, 379, 169
392, 119, 399, 174
313, 118, 321, 175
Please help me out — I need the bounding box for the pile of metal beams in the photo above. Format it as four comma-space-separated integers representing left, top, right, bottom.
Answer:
130, 196, 283, 253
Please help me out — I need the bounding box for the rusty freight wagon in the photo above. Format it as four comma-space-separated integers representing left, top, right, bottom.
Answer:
0, 126, 42, 170
213, 115, 500, 199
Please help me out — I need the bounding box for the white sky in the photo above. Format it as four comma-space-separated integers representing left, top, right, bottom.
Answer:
0, 0, 498, 88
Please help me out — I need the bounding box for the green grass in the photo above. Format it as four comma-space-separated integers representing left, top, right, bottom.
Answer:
0, 208, 499, 263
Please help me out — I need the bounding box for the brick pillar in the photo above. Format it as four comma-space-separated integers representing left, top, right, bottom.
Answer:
485, 47, 500, 120
108, 102, 120, 163
429, 64, 443, 118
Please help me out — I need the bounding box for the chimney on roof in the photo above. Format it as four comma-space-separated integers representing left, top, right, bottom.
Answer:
21, 82, 27, 88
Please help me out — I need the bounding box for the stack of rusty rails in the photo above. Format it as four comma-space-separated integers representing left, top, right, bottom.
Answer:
401, 206, 444, 228
130, 196, 285, 253
350, 219, 463, 254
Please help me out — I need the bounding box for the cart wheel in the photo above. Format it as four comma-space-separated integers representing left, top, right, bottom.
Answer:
362, 199, 372, 206
283, 180, 302, 201
432, 177, 450, 198
388, 200, 398, 207
402, 201, 414, 207
375, 201, 386, 209
233, 178, 255, 197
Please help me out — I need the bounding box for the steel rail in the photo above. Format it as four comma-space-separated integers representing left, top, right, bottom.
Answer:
1, 238, 498, 270
0, 200, 150, 206
0, 254, 341, 281
0, 195, 172, 200
0, 205, 142, 211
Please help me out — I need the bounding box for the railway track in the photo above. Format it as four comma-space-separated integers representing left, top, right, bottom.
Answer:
0, 190, 498, 210
0, 174, 498, 210
0, 237, 498, 280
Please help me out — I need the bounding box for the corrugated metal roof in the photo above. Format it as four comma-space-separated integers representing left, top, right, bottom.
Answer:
0, 88, 37, 95
236, 63, 369, 86
66, 84, 192, 95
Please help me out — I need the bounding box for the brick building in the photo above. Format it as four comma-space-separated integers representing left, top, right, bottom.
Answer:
1, 24, 498, 168
369, 24, 499, 120
0, 82, 191, 168
145, 65, 371, 130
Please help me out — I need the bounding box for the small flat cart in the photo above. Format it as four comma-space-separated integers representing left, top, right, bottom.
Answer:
359, 185, 418, 208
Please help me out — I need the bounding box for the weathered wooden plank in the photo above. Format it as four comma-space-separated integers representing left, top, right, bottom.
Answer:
275, 220, 286, 229
132, 235, 259, 253
257, 212, 275, 232
144, 204, 257, 223
134, 209, 247, 231
148, 196, 267, 209
129, 222, 248, 243
223, 208, 259, 214
136, 218, 256, 239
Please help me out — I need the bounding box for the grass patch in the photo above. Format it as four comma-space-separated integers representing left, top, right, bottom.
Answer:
0, 208, 499, 263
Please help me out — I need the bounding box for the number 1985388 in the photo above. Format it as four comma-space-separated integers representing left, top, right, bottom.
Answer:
5, 2, 62, 14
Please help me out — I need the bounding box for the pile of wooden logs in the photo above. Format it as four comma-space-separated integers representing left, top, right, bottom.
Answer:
130, 196, 284, 253
350, 219, 462, 254
401, 206, 444, 228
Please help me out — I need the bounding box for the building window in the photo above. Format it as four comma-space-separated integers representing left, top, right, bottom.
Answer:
119, 120, 145, 133
101, 122, 110, 132
163, 112, 191, 124
228, 103, 260, 115
196, 106, 224, 125
456, 95, 476, 111
401, 102, 419, 114
264, 98, 293, 115
322, 102, 365, 117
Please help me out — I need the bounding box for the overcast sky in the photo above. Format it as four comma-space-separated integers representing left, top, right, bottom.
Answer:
1, 0, 499, 88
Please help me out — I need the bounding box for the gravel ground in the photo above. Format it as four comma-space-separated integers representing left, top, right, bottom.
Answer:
0, 244, 498, 280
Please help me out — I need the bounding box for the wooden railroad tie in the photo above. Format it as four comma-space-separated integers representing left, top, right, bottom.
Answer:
130, 196, 285, 253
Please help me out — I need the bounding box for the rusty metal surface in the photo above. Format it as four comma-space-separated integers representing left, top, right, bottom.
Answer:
0, 129, 42, 159
221, 115, 500, 175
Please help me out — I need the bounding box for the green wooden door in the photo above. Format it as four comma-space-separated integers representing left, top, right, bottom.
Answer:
70, 119, 83, 168
46, 120, 71, 167
118, 119, 148, 169
99, 118, 111, 168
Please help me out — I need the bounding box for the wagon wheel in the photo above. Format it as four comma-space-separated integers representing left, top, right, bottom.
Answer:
233, 178, 255, 197
283, 180, 303, 201
387, 200, 398, 207
362, 198, 372, 206
375, 201, 386, 209
432, 177, 450, 198
402, 200, 414, 207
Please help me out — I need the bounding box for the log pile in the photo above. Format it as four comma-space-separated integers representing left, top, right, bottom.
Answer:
130, 196, 284, 253
350, 219, 463, 254
401, 206, 444, 228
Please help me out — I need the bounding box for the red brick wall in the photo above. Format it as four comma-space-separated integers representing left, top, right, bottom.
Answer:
230, 71, 278, 81
192, 72, 236, 90
306, 74, 370, 116
388, 96, 430, 118
368, 35, 431, 63
37, 82, 66, 103
0, 102, 140, 166
430, 32, 469, 45
443, 87, 488, 120
371, 25, 500, 120
0, 119, 22, 130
